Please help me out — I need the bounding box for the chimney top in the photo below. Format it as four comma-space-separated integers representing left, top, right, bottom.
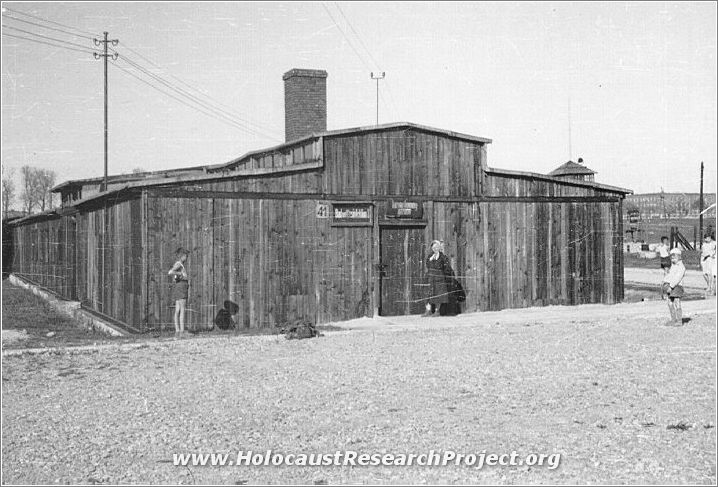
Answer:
283, 68, 328, 142
282, 68, 328, 81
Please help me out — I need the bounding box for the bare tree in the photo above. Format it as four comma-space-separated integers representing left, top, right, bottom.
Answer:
2, 168, 15, 219
20, 166, 56, 214
35, 168, 56, 212
20, 166, 40, 214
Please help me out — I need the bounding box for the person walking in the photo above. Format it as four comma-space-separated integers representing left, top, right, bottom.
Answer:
662, 248, 686, 326
168, 248, 190, 337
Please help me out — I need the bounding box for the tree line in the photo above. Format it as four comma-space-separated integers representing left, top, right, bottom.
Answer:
1, 166, 57, 219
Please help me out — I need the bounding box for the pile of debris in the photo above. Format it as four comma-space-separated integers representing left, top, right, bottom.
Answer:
279, 319, 324, 340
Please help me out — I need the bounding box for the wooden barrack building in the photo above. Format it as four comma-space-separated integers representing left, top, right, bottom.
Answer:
6, 68, 631, 333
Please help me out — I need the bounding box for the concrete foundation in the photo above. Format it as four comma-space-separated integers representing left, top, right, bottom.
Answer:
7, 274, 127, 337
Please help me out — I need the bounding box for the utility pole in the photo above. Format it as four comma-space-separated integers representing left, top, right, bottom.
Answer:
94, 32, 118, 192
370, 72, 385, 126
93, 32, 118, 314
568, 96, 572, 161
699, 161, 704, 249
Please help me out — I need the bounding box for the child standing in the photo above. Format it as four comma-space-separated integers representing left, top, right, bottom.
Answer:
656, 236, 671, 299
662, 248, 686, 326
168, 248, 189, 337
701, 234, 716, 298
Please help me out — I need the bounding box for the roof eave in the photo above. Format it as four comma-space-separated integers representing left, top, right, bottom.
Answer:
487, 167, 633, 195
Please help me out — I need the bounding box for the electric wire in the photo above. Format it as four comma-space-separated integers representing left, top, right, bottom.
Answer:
1, 23, 99, 52
115, 55, 279, 140
111, 59, 279, 137
320, 2, 374, 72
2, 6, 99, 38
321, 2, 398, 121
2, 14, 282, 141
1, 13, 96, 40
111, 44, 282, 139
1, 31, 97, 56
332, 2, 401, 120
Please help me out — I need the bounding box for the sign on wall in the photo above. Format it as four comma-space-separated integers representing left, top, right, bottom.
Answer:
385, 199, 424, 220
316, 202, 330, 219
331, 203, 373, 226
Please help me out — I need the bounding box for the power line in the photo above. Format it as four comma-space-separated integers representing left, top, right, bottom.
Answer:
1, 13, 95, 40
113, 48, 282, 139
333, 3, 382, 71
321, 2, 400, 121
321, 2, 374, 72
115, 55, 279, 140
112, 43, 281, 136
2, 6, 99, 37
111, 59, 280, 138
1, 23, 98, 53
1, 32, 96, 56
332, 3, 401, 120
2, 8, 282, 141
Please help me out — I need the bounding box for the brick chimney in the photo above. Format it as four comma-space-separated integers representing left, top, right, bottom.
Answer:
283, 68, 328, 142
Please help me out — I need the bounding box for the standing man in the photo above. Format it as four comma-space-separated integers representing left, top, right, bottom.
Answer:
662, 248, 686, 326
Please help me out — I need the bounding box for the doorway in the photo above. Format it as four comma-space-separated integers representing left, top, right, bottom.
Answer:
379, 226, 426, 316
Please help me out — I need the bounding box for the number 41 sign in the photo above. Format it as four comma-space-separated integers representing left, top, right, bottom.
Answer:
316, 202, 330, 219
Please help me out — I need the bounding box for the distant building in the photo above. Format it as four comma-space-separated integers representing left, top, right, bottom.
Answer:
547, 158, 596, 182
624, 193, 716, 219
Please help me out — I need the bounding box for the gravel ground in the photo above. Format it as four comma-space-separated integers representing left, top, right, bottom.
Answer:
2, 300, 716, 485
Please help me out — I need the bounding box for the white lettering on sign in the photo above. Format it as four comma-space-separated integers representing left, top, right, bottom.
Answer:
334, 206, 370, 220
392, 201, 419, 210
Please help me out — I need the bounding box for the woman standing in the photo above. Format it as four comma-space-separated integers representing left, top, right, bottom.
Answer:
168, 248, 189, 337
423, 240, 453, 317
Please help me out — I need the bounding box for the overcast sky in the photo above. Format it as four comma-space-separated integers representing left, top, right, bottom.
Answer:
1, 1, 716, 200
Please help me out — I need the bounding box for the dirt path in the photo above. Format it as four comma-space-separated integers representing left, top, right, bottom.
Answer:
624, 266, 709, 290
2, 300, 715, 485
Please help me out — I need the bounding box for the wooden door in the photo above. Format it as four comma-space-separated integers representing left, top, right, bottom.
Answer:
379, 227, 426, 316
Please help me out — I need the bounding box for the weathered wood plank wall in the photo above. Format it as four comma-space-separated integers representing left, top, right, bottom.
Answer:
322, 128, 483, 197
72, 200, 144, 327
144, 196, 373, 332
431, 200, 623, 312
8, 127, 626, 332
10, 214, 75, 298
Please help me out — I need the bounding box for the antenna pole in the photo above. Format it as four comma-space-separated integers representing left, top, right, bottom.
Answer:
370, 72, 385, 126
568, 95, 573, 161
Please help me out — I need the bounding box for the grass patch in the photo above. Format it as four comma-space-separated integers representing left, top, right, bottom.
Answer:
1, 280, 128, 350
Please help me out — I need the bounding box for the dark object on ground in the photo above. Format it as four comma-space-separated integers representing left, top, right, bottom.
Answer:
667, 421, 694, 431
281, 319, 324, 340
214, 300, 240, 330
